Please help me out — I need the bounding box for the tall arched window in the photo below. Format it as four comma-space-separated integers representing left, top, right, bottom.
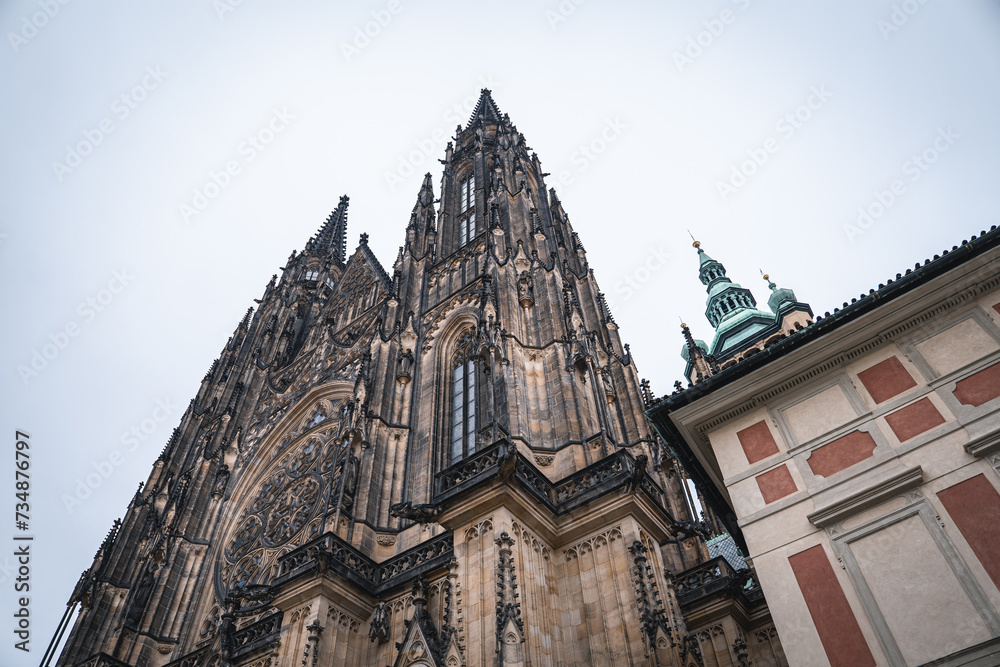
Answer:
450, 329, 478, 463
458, 173, 475, 246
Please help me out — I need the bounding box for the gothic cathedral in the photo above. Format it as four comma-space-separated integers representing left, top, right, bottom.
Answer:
54, 91, 786, 667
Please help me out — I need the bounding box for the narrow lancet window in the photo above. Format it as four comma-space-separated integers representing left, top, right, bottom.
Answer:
450, 329, 478, 463
459, 173, 475, 246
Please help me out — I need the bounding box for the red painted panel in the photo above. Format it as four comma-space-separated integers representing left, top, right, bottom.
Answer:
737, 420, 779, 464
788, 545, 876, 667
857, 356, 917, 404
807, 431, 877, 477
884, 397, 946, 442
756, 465, 797, 504
953, 362, 1000, 407
938, 474, 1000, 591
993, 303, 1000, 316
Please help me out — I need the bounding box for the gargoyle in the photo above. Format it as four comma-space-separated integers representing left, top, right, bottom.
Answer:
673, 519, 709, 540
621, 454, 648, 496
497, 440, 517, 483
389, 501, 441, 524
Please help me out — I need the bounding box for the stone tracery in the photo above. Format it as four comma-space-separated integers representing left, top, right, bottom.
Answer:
215, 399, 343, 597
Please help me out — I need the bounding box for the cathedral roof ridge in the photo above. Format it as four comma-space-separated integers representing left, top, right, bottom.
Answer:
351, 233, 394, 292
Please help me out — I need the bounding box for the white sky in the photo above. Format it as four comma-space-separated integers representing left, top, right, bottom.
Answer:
2, 1, 999, 663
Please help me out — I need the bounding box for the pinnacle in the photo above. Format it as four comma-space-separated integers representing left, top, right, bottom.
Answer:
306, 194, 349, 264
416, 172, 434, 208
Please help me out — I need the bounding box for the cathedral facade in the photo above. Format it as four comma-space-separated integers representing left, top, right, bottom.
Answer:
51, 91, 785, 667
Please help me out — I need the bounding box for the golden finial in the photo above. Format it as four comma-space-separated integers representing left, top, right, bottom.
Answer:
688, 230, 700, 249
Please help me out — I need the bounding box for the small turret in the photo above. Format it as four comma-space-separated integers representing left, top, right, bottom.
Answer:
680, 321, 710, 383
762, 271, 798, 313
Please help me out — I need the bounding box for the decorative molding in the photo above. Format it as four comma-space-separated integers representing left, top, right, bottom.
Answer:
511, 520, 550, 559
327, 604, 361, 634
965, 431, 1000, 459
808, 466, 924, 527
916, 635, 1000, 666
274, 530, 453, 596
230, 610, 283, 660
673, 556, 761, 610
562, 525, 623, 561
368, 600, 389, 644
433, 440, 672, 522
288, 603, 311, 624
628, 539, 673, 648
464, 517, 493, 542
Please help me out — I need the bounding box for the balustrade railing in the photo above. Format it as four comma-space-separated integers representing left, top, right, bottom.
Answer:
434, 440, 668, 517
674, 556, 761, 608
275, 529, 454, 595
231, 610, 283, 658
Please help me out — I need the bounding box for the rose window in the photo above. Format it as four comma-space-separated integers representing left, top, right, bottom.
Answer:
214, 400, 345, 598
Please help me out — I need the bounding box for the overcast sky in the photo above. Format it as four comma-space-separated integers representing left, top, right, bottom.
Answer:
2, 1, 999, 663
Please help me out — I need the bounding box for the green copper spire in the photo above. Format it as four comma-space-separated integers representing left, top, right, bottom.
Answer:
688, 237, 775, 358
690, 239, 759, 328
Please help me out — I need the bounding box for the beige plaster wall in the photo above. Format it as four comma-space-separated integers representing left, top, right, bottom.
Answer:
915, 317, 999, 376
782, 384, 857, 444
850, 514, 991, 665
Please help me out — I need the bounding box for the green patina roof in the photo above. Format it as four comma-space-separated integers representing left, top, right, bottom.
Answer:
683, 240, 808, 369
762, 273, 798, 312
768, 287, 797, 312
706, 279, 732, 299
697, 246, 717, 267
710, 308, 776, 356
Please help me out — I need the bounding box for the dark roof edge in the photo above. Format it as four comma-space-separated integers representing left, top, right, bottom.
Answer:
655, 413, 751, 555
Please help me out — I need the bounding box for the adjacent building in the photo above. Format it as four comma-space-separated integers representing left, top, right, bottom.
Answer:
648, 229, 1000, 666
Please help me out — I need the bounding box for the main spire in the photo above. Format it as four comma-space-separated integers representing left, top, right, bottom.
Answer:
305, 194, 349, 263
465, 88, 503, 129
